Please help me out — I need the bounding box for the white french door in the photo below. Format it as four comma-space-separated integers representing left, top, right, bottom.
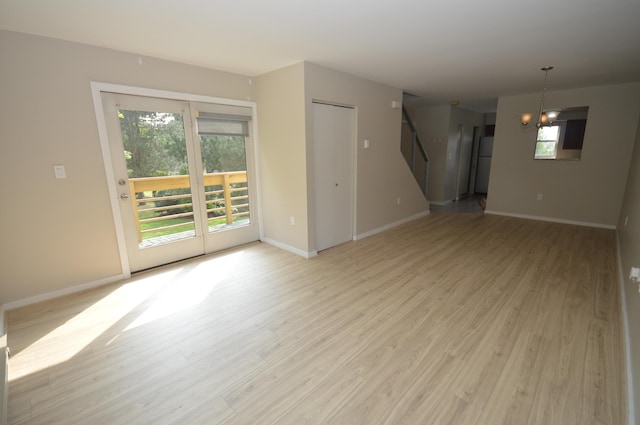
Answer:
101, 92, 259, 272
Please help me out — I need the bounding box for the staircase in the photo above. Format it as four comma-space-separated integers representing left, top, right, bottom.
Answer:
400, 104, 429, 197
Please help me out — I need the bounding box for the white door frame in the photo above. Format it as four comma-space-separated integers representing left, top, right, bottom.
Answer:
90, 82, 262, 277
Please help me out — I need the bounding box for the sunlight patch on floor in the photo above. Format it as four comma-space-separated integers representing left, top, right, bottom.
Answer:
9, 267, 184, 381
123, 250, 246, 331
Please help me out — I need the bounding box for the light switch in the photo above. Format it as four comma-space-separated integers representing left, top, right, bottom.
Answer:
54, 165, 66, 179
364, 139, 370, 149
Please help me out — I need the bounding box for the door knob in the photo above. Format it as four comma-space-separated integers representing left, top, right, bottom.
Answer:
120, 193, 129, 200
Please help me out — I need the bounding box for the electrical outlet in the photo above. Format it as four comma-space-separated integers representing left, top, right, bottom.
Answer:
397, 197, 401, 205
290, 216, 295, 226
537, 193, 543, 201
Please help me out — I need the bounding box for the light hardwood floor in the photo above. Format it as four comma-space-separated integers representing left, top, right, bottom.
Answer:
6, 213, 625, 424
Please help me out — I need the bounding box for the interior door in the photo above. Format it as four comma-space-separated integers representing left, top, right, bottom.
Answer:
313, 102, 354, 252
102, 93, 261, 272
102, 93, 205, 271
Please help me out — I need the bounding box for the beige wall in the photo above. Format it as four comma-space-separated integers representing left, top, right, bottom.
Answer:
0, 31, 428, 304
304, 63, 428, 241
617, 117, 640, 424
0, 31, 253, 305
254, 64, 310, 253
255, 62, 429, 254
486, 83, 640, 226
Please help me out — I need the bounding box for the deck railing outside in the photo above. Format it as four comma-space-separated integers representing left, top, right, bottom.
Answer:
129, 171, 249, 242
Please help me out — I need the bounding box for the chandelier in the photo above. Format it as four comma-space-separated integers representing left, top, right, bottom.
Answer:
521, 66, 559, 128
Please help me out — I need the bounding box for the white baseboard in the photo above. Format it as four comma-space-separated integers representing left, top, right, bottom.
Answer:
354, 210, 431, 240
2, 274, 126, 312
484, 210, 616, 230
262, 237, 317, 259
615, 232, 635, 425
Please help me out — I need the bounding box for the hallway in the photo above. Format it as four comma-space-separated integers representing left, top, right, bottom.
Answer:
429, 195, 485, 214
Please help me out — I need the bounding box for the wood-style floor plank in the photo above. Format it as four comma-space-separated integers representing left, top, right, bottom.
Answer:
6, 213, 626, 424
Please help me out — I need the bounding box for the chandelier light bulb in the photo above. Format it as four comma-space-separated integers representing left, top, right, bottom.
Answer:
540, 113, 548, 124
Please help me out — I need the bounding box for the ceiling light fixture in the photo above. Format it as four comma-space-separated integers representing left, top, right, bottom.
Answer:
521, 66, 554, 129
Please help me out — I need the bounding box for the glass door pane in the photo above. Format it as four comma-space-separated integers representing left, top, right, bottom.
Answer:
117, 109, 196, 246
199, 134, 251, 233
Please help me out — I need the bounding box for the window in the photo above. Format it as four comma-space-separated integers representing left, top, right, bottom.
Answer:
532, 106, 588, 161
534, 125, 560, 159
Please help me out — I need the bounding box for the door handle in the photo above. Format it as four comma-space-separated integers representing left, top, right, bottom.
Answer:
120, 193, 129, 200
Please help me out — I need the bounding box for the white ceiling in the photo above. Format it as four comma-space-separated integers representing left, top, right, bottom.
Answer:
2, 0, 640, 112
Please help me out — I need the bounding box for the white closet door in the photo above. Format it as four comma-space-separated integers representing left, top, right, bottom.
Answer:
313, 102, 355, 252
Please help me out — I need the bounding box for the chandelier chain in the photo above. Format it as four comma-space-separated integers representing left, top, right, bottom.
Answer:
536, 67, 553, 128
